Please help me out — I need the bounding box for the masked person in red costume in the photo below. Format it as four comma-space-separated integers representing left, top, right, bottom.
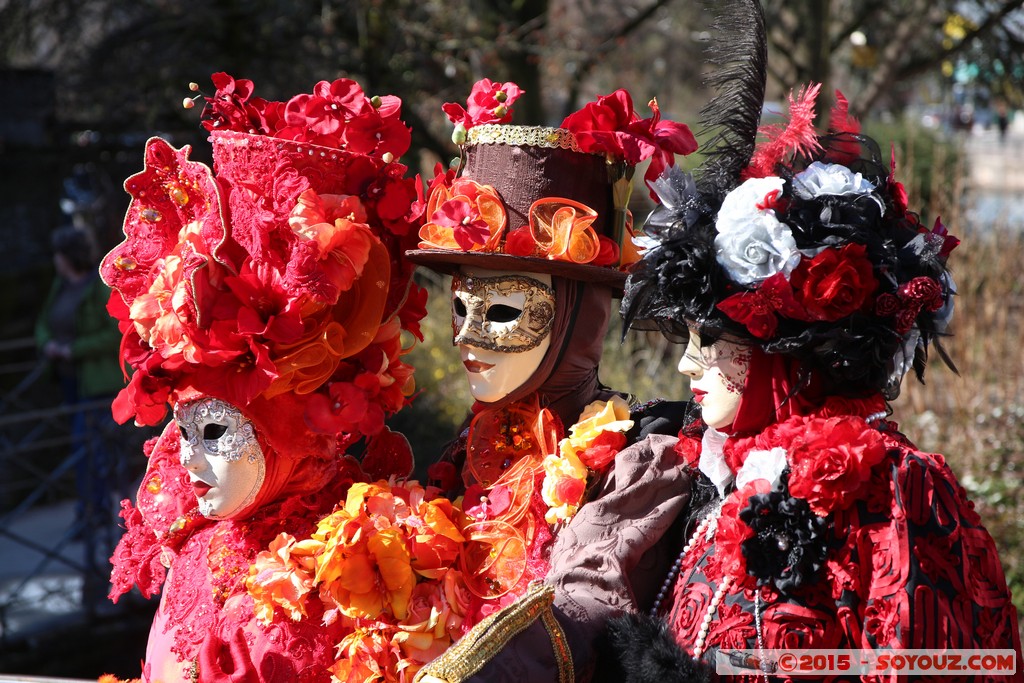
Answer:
102, 73, 426, 682
606, 2, 1024, 680
403, 81, 703, 682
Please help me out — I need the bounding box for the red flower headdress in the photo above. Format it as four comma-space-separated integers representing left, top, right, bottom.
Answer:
406, 79, 697, 290
102, 73, 426, 456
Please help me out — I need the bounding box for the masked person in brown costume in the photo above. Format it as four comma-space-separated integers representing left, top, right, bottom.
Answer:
405, 79, 702, 681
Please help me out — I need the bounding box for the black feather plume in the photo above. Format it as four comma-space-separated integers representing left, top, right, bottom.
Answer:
695, 0, 768, 200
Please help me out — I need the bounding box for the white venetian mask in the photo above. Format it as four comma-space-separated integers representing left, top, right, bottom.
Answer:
451, 267, 554, 403
676, 331, 752, 431
174, 397, 266, 520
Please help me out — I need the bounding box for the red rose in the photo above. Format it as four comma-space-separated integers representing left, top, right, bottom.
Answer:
591, 235, 620, 266
673, 434, 701, 469
790, 243, 878, 321
713, 482, 768, 590
503, 226, 537, 256
578, 430, 626, 471
874, 292, 900, 317
787, 416, 889, 515
666, 579, 714, 648
760, 601, 842, 650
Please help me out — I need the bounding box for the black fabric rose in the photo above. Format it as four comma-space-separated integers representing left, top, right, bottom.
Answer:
738, 487, 828, 594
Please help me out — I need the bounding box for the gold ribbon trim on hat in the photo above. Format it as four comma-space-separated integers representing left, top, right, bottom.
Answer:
466, 124, 582, 152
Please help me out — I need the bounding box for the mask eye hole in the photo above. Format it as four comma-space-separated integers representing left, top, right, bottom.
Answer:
453, 297, 467, 317
179, 426, 188, 440
486, 304, 522, 323
203, 423, 228, 441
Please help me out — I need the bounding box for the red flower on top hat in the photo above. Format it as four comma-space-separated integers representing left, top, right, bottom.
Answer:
442, 78, 524, 130
561, 89, 697, 190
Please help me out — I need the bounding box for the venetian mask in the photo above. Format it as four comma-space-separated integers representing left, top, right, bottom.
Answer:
174, 397, 266, 520
676, 331, 751, 431
451, 267, 555, 403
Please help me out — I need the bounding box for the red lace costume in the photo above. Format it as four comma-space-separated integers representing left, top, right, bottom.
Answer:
103, 74, 424, 682
660, 355, 1023, 681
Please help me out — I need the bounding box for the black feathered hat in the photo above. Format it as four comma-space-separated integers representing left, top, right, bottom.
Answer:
621, 0, 958, 400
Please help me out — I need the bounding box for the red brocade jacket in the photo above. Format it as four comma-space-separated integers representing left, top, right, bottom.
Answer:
656, 409, 1024, 682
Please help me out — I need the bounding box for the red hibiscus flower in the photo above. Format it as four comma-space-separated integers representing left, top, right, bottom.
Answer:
786, 416, 889, 515
625, 98, 698, 185
443, 79, 524, 129
790, 243, 878, 321
562, 90, 696, 190
305, 373, 386, 436
344, 106, 412, 159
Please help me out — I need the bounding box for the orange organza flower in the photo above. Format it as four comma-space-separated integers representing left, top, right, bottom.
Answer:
418, 178, 506, 252
246, 532, 321, 623
527, 197, 601, 264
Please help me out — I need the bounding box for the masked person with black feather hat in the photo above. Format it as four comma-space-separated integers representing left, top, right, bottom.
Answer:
602, 1, 1023, 680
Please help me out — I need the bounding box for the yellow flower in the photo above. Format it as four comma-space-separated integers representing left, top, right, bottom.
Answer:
541, 449, 588, 524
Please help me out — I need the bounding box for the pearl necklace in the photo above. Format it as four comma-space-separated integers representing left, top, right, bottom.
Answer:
649, 502, 724, 618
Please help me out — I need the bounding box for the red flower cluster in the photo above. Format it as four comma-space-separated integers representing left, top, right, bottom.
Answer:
442, 78, 524, 129
716, 243, 879, 339
202, 73, 411, 159
102, 74, 426, 430
561, 89, 697, 189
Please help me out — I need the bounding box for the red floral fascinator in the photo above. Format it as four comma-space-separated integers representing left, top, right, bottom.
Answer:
405, 79, 697, 290
101, 73, 425, 446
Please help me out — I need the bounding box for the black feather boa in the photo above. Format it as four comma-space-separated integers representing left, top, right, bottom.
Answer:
593, 612, 714, 683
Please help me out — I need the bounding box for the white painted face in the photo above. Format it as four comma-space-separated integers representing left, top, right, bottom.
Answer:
451, 267, 554, 403
174, 398, 266, 520
676, 331, 752, 431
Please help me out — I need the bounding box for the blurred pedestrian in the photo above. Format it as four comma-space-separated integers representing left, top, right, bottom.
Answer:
997, 98, 1010, 141
35, 225, 125, 533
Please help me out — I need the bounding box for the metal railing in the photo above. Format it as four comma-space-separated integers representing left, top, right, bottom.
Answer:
0, 338, 148, 650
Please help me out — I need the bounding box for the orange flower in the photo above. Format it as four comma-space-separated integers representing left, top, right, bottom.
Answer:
246, 532, 321, 623
313, 509, 385, 619
368, 526, 415, 620
289, 189, 381, 293
418, 178, 506, 252
527, 197, 601, 264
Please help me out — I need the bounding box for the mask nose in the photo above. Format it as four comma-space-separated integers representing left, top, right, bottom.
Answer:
677, 353, 704, 379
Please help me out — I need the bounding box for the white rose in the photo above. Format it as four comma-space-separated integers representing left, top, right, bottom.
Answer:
714, 176, 801, 286
735, 447, 789, 490
793, 161, 877, 199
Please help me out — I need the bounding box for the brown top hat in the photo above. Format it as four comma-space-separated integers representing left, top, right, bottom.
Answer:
405, 125, 635, 289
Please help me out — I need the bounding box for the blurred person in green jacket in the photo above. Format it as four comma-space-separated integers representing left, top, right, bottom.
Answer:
35, 225, 127, 532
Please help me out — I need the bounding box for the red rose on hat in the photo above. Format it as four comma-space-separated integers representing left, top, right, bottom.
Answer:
790, 243, 878, 321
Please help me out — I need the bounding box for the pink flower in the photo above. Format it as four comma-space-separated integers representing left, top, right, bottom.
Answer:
430, 198, 493, 250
